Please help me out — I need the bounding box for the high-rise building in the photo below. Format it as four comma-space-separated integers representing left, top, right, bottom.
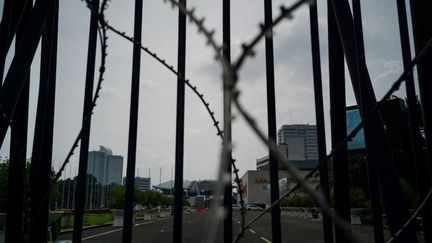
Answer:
257, 124, 319, 171
87, 146, 123, 185
277, 124, 318, 161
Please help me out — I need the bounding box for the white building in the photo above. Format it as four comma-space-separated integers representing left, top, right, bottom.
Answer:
239, 170, 290, 207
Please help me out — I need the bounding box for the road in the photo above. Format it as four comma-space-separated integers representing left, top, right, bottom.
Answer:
56, 210, 383, 243
233, 211, 381, 243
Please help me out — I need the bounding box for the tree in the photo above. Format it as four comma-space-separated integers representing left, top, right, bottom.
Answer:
280, 195, 318, 207
0, 159, 60, 211
0, 161, 9, 210
108, 185, 140, 209
109, 186, 126, 209
349, 187, 369, 208
134, 189, 173, 208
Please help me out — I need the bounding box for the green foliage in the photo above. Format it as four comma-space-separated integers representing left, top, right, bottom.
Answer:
0, 161, 9, 209
182, 198, 190, 207
83, 213, 113, 226
109, 186, 127, 209
281, 195, 318, 207
135, 189, 173, 207
0, 160, 59, 211
108, 186, 173, 209
400, 178, 419, 208
349, 187, 369, 208
50, 170, 60, 210
347, 152, 369, 192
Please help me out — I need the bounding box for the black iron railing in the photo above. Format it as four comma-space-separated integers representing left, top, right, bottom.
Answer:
0, 0, 432, 243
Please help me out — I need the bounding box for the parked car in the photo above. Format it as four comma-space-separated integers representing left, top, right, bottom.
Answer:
232, 204, 241, 211
246, 204, 263, 211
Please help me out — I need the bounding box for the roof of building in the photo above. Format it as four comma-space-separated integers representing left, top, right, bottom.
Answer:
188, 180, 217, 194
99, 145, 113, 155
257, 159, 318, 171
153, 180, 191, 190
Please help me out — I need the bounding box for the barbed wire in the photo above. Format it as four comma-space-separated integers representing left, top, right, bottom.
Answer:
159, 0, 432, 242
232, 98, 364, 243
386, 187, 432, 242
45, 0, 432, 242
15, 1, 107, 228
156, 0, 354, 242
85, 0, 246, 219
156, 1, 247, 240
98, 19, 227, 140
238, 33, 432, 238
232, 0, 309, 75
156, 0, 356, 242
50, 1, 247, 231
230, 18, 432, 243
51, 0, 109, 186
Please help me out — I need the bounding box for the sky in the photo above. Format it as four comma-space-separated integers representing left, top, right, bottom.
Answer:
0, 0, 413, 186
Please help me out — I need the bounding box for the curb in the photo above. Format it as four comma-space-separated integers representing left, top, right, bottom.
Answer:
58, 216, 151, 235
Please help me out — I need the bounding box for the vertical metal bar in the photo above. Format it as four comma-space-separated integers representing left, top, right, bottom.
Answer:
330, 0, 417, 241
72, 173, 76, 208
173, 0, 186, 241
396, 0, 432, 241
61, 177, 65, 208
28, 0, 58, 241
0, 0, 32, 83
0, 0, 17, 83
351, 2, 387, 242
309, 2, 335, 243
409, 0, 432, 192
5, 1, 31, 242
328, 4, 352, 242
0, 0, 51, 147
222, 0, 232, 242
72, 0, 99, 241
263, 1, 281, 242
122, 0, 143, 242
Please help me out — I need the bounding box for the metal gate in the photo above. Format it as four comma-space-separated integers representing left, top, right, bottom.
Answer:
0, 0, 432, 242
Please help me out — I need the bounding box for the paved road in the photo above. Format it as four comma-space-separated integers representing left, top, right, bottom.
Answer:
57, 211, 258, 243
57, 210, 387, 243
233, 211, 382, 243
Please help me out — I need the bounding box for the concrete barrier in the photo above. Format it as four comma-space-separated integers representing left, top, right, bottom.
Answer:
159, 210, 170, 218
144, 212, 157, 221
280, 207, 320, 220
281, 207, 364, 225
350, 208, 364, 225
111, 209, 138, 227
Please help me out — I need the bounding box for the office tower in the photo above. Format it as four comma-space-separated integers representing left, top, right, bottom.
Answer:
87, 146, 123, 185
277, 124, 318, 161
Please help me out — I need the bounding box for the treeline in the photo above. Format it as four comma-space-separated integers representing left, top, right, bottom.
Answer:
109, 186, 173, 209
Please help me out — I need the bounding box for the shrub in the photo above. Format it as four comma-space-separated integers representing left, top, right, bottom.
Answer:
281, 195, 318, 207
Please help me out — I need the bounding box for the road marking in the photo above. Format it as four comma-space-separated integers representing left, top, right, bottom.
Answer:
82, 217, 171, 240
82, 228, 122, 240
249, 229, 256, 234
260, 236, 272, 243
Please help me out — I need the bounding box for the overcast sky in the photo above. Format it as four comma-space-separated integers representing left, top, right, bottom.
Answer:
0, 0, 412, 186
